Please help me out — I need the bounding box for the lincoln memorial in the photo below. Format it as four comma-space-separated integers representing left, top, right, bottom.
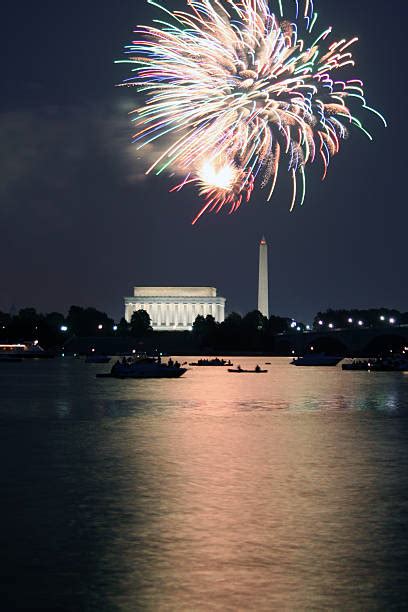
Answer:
124, 287, 226, 331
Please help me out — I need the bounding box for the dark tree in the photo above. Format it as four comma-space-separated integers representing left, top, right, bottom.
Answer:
37, 312, 66, 348
242, 310, 267, 333
192, 314, 217, 347
117, 317, 129, 336
67, 306, 114, 336
130, 310, 152, 337
267, 315, 292, 335
0, 311, 11, 340
313, 308, 402, 330
217, 312, 243, 349
9, 308, 43, 340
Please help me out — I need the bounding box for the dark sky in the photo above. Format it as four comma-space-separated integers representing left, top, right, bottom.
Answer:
1, 0, 406, 324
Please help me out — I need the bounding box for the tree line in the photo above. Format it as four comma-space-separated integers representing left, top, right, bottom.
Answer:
0, 307, 152, 349
1, 305, 407, 350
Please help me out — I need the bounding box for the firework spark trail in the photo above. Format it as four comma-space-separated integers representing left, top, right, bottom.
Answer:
118, 0, 386, 224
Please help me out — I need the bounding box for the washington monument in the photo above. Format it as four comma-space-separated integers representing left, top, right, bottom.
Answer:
258, 237, 269, 318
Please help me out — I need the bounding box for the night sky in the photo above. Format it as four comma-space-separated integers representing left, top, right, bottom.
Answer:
2, 1, 406, 324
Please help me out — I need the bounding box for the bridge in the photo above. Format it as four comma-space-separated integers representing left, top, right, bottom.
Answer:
275, 326, 408, 356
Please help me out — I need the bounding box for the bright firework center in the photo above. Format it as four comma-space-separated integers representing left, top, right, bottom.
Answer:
124, 287, 226, 332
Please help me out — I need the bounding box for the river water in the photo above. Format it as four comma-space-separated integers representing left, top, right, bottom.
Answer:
1, 357, 408, 610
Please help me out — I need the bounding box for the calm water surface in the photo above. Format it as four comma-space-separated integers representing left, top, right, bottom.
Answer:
1, 357, 408, 610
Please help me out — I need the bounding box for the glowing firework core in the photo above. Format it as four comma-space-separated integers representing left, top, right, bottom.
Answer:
119, 0, 386, 224
199, 161, 237, 191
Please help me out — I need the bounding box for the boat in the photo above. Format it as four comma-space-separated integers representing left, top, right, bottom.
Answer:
342, 360, 370, 371
369, 355, 408, 372
342, 355, 408, 372
291, 354, 342, 367
97, 356, 187, 379
85, 355, 111, 364
0, 342, 54, 359
189, 358, 233, 367
228, 366, 268, 373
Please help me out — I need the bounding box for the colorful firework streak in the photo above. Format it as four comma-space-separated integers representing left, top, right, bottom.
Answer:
118, 0, 386, 224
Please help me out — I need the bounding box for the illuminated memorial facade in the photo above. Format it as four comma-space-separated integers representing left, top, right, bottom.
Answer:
124, 287, 226, 331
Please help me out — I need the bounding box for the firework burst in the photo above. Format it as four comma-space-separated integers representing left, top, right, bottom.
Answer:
118, 0, 386, 224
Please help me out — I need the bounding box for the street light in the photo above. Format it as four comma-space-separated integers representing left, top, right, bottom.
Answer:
348, 318, 353, 324
328, 323, 334, 329
113, 325, 118, 332
98, 324, 103, 330
358, 320, 364, 326
389, 318, 396, 325
318, 320, 323, 326
60, 326, 68, 332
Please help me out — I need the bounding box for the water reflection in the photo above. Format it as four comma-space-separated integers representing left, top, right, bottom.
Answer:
2, 357, 408, 418
1, 358, 408, 609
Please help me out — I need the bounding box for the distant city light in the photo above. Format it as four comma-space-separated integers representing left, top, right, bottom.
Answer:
296, 326, 301, 332
389, 318, 396, 324
113, 325, 118, 331
328, 323, 334, 329
380, 315, 385, 321
291, 321, 297, 328
358, 320, 364, 326
98, 324, 103, 330
318, 320, 323, 326
348, 318, 353, 323
306, 325, 311, 330
60, 326, 68, 332
310, 346, 314, 351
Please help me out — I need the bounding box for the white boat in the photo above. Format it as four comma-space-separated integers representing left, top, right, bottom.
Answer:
0, 342, 53, 359
291, 354, 342, 367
